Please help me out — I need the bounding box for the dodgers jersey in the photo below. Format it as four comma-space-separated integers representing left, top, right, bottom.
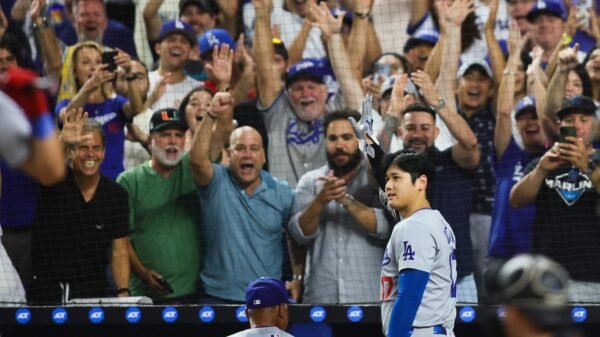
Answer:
227, 326, 295, 337
380, 209, 457, 336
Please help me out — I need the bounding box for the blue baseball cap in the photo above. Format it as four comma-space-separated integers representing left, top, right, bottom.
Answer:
157, 20, 196, 45
199, 28, 236, 55
286, 58, 328, 87
526, 0, 566, 22
245, 277, 295, 309
457, 59, 493, 79
514, 95, 537, 119
556, 95, 597, 119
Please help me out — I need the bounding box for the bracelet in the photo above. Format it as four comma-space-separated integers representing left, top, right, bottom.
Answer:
562, 33, 573, 47
116, 288, 130, 295
207, 112, 218, 120
354, 11, 370, 19
339, 193, 355, 208
293, 274, 304, 281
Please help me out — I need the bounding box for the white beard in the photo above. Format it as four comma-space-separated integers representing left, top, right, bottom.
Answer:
151, 141, 183, 167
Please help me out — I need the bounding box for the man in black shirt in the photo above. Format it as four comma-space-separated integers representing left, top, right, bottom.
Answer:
30, 119, 130, 304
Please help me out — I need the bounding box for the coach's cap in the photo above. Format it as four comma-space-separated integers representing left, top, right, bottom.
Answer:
495, 254, 571, 329
514, 96, 537, 119
179, 0, 219, 16
199, 28, 236, 55
526, 0, 566, 22
286, 58, 328, 87
556, 95, 597, 119
245, 277, 295, 309
149, 108, 188, 132
457, 59, 493, 79
157, 20, 196, 45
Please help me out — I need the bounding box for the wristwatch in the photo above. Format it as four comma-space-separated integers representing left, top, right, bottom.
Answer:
435, 98, 446, 110
339, 194, 355, 208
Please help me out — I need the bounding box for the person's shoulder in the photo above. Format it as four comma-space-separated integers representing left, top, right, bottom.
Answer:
107, 19, 133, 34
100, 174, 129, 197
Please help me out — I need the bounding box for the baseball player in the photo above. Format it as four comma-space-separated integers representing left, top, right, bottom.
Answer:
380, 150, 457, 337
227, 277, 295, 337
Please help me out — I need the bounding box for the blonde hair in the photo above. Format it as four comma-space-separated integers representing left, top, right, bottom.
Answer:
58, 41, 113, 101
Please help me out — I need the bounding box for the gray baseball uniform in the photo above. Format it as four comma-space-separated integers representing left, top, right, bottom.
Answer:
380, 208, 457, 336
227, 326, 295, 337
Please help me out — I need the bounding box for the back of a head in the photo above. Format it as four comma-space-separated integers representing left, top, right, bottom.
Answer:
484, 254, 571, 331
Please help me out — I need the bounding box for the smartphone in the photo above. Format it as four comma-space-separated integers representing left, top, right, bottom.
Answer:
102, 51, 118, 72
373, 63, 391, 82
157, 276, 174, 293
559, 125, 577, 143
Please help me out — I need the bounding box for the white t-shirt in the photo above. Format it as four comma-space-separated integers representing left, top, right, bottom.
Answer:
227, 326, 295, 337
380, 208, 457, 336
148, 71, 202, 111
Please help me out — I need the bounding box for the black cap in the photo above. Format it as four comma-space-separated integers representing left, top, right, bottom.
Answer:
402, 102, 437, 120
492, 254, 571, 330
179, 0, 219, 16
272, 38, 288, 61
149, 108, 188, 132
556, 96, 597, 119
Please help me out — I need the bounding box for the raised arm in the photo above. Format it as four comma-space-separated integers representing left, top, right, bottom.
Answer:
494, 21, 521, 159
60, 64, 115, 120
544, 45, 579, 137
314, 3, 363, 110
484, 0, 505, 96
434, 0, 479, 169
253, 0, 282, 108
31, 0, 63, 77
115, 49, 144, 119
409, 0, 429, 27
378, 74, 409, 152
143, 0, 165, 42
215, 0, 239, 36
348, 0, 371, 80
509, 146, 562, 207
189, 92, 233, 186
287, 4, 317, 66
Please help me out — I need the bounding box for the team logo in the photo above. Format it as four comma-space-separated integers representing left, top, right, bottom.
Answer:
382, 250, 390, 266
89, 307, 104, 324
236, 306, 248, 322
199, 306, 215, 323
52, 308, 68, 324
310, 306, 326, 322
15, 308, 31, 324
162, 306, 178, 323
496, 307, 506, 320
572, 307, 587, 323
125, 307, 141, 323
347, 306, 363, 322
545, 172, 592, 206
459, 307, 476, 323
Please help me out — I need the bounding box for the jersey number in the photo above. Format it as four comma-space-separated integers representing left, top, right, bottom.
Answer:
381, 276, 393, 301
449, 251, 457, 298
402, 241, 415, 261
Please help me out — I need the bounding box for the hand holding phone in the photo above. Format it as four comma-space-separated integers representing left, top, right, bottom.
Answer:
102, 51, 118, 72
559, 125, 577, 144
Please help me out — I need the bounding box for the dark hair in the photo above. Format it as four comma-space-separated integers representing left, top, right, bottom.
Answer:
178, 86, 214, 112
570, 64, 593, 98
403, 38, 436, 54
583, 46, 599, 66
402, 102, 437, 121
381, 149, 435, 194
322, 109, 361, 136
428, 0, 480, 52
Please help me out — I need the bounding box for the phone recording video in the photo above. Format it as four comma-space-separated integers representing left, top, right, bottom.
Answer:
559, 125, 577, 144
102, 51, 118, 72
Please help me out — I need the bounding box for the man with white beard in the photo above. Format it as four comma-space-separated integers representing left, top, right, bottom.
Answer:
117, 108, 201, 304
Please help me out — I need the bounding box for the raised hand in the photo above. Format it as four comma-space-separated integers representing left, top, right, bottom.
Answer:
443, 0, 475, 28
205, 44, 234, 89
484, 0, 499, 31
311, 2, 344, 39
388, 74, 409, 118
537, 143, 567, 173
410, 70, 437, 105
557, 43, 580, 73
61, 107, 89, 145
235, 33, 256, 74
208, 91, 234, 118
114, 48, 133, 75
558, 136, 589, 170
252, 0, 272, 18
80, 64, 114, 94
507, 20, 523, 54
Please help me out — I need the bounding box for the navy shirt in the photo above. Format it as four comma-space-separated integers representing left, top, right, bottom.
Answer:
460, 105, 496, 215
53, 19, 138, 58
0, 161, 39, 228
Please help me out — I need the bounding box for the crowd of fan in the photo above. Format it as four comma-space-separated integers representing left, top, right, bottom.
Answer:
0, 0, 599, 306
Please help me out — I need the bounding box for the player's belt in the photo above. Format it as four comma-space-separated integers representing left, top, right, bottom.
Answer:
410, 325, 447, 335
